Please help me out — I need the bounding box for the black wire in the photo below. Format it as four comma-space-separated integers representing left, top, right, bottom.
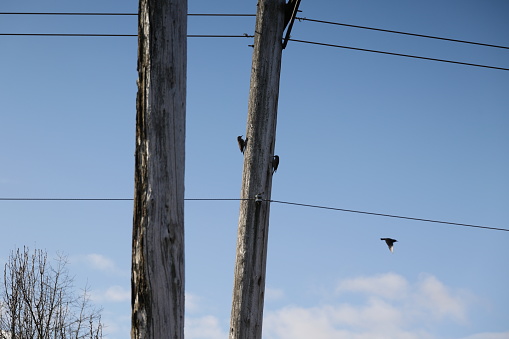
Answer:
0, 198, 133, 201
0, 12, 137, 15
0, 33, 253, 38
185, 198, 251, 201
269, 200, 509, 232
297, 17, 509, 50
0, 33, 137, 37
1, 197, 507, 232
188, 14, 255, 17
1, 33, 505, 71
288, 38, 509, 71
2, 12, 506, 50
0, 12, 255, 16
0, 198, 247, 201
4, 11, 508, 53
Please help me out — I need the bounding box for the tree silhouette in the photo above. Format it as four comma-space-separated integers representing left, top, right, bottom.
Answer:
0, 247, 103, 339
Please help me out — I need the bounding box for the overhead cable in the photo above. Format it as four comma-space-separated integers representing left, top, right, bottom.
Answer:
269, 200, 509, 232
1, 33, 505, 70
1, 197, 507, 232
0, 12, 254, 16
1, 12, 506, 50
0, 33, 253, 38
297, 17, 509, 50
289, 38, 509, 71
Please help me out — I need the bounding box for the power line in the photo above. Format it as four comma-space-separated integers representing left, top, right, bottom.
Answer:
289, 38, 509, 71
297, 17, 509, 50
2, 33, 506, 71
0, 33, 137, 37
0, 33, 253, 38
2, 12, 506, 50
269, 200, 509, 232
0, 12, 137, 15
1, 34, 505, 71
0, 198, 253, 202
0, 198, 133, 201
188, 14, 255, 17
0, 12, 254, 16
2, 13, 507, 70
1, 197, 507, 232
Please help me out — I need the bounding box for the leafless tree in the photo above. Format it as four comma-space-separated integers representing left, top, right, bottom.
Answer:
0, 247, 103, 339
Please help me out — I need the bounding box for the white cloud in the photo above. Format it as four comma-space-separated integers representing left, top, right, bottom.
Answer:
104, 285, 130, 302
91, 285, 130, 303
264, 304, 431, 339
73, 253, 129, 277
336, 272, 409, 300
266, 287, 285, 301
263, 273, 476, 339
186, 293, 202, 314
86, 253, 116, 271
185, 315, 228, 339
412, 273, 468, 323
460, 332, 509, 339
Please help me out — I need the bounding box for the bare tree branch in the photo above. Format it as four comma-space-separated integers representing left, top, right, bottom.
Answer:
0, 247, 103, 339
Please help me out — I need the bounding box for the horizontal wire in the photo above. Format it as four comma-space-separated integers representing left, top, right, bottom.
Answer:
0, 198, 248, 201
0, 33, 137, 37
0, 12, 137, 16
0, 12, 255, 16
1, 12, 505, 50
288, 38, 509, 71
1, 33, 504, 71
269, 200, 509, 232
297, 17, 509, 50
0, 198, 133, 201
0, 33, 253, 38
185, 198, 250, 201
1, 197, 506, 232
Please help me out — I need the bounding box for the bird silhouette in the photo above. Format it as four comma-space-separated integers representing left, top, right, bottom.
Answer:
237, 135, 247, 154
272, 155, 279, 173
381, 238, 398, 253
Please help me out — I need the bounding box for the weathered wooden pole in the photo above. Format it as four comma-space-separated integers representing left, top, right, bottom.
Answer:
131, 0, 186, 338
229, 0, 286, 338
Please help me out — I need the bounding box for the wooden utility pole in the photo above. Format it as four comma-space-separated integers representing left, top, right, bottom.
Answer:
229, 0, 286, 338
131, 0, 186, 338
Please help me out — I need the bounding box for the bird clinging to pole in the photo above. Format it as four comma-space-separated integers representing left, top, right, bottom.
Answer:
381, 238, 398, 253
271, 155, 279, 173
237, 135, 247, 154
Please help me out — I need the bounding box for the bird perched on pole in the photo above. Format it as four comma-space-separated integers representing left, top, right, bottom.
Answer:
271, 155, 279, 173
237, 135, 247, 154
381, 238, 398, 253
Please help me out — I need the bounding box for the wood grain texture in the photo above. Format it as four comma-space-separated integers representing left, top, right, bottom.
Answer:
132, 0, 186, 338
229, 1, 286, 338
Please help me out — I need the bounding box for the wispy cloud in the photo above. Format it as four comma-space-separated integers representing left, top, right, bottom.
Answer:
185, 315, 228, 339
413, 273, 469, 323
264, 304, 431, 339
460, 332, 509, 339
263, 273, 478, 339
91, 285, 130, 303
86, 253, 117, 271
186, 293, 203, 314
104, 285, 130, 302
265, 287, 285, 301
72, 254, 129, 277
335, 272, 409, 300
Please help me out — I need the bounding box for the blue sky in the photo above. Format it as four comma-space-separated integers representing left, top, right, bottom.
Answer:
1, 1, 508, 338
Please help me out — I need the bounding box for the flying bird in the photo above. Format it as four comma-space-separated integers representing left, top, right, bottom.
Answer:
381, 238, 398, 253
237, 135, 247, 154
271, 155, 279, 173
